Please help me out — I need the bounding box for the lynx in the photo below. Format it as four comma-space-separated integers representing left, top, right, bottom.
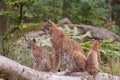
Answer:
86, 37, 102, 76
42, 20, 86, 75
27, 38, 52, 72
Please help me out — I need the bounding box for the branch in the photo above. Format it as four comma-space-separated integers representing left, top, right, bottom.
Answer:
0, 55, 120, 80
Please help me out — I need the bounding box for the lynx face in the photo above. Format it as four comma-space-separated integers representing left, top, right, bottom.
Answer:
42, 20, 52, 33
27, 39, 36, 49
92, 37, 102, 44
91, 37, 102, 50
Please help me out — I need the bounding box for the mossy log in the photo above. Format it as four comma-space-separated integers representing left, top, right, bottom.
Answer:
0, 55, 120, 80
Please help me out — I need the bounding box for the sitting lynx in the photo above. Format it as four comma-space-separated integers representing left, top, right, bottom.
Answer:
86, 37, 102, 76
27, 38, 52, 72
42, 20, 86, 75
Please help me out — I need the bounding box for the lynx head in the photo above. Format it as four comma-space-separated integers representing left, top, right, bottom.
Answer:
92, 37, 102, 43
42, 19, 54, 34
27, 38, 36, 49
91, 37, 103, 50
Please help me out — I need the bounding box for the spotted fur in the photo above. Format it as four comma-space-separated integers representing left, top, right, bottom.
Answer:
27, 39, 52, 72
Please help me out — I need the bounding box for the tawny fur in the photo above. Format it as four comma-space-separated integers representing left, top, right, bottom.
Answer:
86, 38, 102, 76
27, 39, 52, 72
43, 20, 86, 73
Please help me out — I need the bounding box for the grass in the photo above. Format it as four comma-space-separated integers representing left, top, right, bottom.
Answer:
22, 23, 43, 33
101, 59, 120, 76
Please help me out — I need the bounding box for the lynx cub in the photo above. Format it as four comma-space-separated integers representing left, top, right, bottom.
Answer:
86, 37, 102, 76
27, 38, 52, 72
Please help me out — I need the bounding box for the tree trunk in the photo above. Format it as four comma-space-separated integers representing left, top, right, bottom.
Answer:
106, 0, 112, 22
0, 55, 120, 80
0, 1, 9, 36
0, 1, 10, 56
19, 4, 23, 24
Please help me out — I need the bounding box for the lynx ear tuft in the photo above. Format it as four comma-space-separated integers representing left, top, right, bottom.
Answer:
33, 38, 36, 43
44, 19, 51, 23
91, 37, 103, 43
48, 19, 51, 23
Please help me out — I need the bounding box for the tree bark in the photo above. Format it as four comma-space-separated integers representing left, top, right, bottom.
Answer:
0, 55, 120, 80
19, 4, 23, 23
0, 1, 9, 36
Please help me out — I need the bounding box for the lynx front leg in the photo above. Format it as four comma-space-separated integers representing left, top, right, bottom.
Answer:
44, 59, 52, 72
33, 59, 41, 71
51, 50, 61, 72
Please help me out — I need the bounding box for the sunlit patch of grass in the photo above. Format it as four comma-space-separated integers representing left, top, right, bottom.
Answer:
6, 47, 33, 68
110, 59, 120, 76
101, 59, 120, 76
22, 23, 43, 33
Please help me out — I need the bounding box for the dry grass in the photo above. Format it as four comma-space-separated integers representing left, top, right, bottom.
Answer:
101, 59, 120, 76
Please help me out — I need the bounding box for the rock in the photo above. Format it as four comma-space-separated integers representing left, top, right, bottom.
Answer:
79, 24, 120, 41
66, 24, 120, 41
58, 18, 72, 25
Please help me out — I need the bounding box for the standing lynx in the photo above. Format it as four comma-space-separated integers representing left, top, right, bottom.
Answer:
42, 20, 86, 75
27, 38, 52, 72
86, 37, 102, 76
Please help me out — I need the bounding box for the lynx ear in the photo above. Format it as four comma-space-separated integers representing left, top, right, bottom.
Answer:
99, 39, 103, 43
33, 38, 36, 43
48, 19, 51, 23
91, 37, 103, 43
47, 19, 52, 26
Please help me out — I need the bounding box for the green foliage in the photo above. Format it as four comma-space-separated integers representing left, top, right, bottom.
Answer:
4, 38, 33, 67
27, 0, 63, 22
112, 4, 120, 26
101, 41, 120, 62
71, 0, 109, 26
59, 25, 92, 42
26, 0, 109, 26
22, 23, 43, 33
0, 0, 36, 24
111, 25, 120, 36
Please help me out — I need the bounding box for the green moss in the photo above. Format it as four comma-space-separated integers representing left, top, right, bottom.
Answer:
22, 23, 44, 33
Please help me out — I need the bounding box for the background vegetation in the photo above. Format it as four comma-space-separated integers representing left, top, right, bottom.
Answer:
0, 0, 120, 77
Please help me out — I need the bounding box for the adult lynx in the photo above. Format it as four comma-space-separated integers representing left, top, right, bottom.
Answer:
42, 20, 86, 75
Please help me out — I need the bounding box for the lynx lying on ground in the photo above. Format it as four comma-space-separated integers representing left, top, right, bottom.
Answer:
86, 37, 102, 76
27, 38, 52, 72
42, 20, 86, 75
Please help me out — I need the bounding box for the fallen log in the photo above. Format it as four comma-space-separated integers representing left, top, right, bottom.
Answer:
0, 55, 120, 80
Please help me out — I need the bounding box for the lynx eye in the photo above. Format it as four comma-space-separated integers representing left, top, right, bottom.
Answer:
99, 39, 102, 42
